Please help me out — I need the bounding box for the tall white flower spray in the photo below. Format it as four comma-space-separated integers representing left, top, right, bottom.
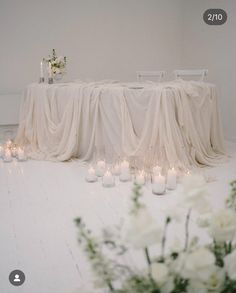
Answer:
74, 180, 236, 293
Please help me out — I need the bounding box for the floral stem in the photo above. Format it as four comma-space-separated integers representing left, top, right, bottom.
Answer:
144, 247, 152, 277
145, 247, 151, 266
161, 217, 171, 260
184, 208, 192, 251
108, 282, 114, 291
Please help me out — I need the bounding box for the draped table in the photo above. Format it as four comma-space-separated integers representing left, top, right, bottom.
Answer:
16, 80, 226, 169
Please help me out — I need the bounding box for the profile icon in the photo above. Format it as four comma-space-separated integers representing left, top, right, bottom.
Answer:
13, 274, 21, 282
9, 270, 25, 286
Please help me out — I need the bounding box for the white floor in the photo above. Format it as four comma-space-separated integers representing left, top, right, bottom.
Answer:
0, 141, 236, 293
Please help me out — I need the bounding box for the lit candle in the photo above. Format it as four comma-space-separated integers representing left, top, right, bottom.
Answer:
11, 146, 17, 157
152, 173, 165, 195
153, 165, 161, 175
6, 139, 13, 148
4, 148, 12, 162
120, 160, 129, 173
103, 170, 115, 187
135, 171, 145, 185
0, 145, 4, 157
112, 163, 121, 176
40, 61, 44, 78
17, 147, 26, 161
166, 167, 177, 190
96, 160, 106, 177
86, 166, 97, 182
48, 62, 52, 78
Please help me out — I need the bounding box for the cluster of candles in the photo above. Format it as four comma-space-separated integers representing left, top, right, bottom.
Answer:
0, 140, 27, 162
85, 159, 178, 194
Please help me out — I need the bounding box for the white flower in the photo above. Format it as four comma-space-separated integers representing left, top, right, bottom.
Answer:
205, 267, 225, 292
182, 174, 211, 214
224, 250, 236, 280
123, 207, 162, 249
151, 262, 175, 293
188, 267, 225, 293
209, 209, 236, 243
151, 262, 169, 286
181, 247, 216, 282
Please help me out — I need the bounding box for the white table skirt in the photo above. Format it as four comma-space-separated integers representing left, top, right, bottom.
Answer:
16, 80, 226, 168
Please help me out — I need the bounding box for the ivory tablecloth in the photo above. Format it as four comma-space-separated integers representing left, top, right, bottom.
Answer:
16, 80, 226, 168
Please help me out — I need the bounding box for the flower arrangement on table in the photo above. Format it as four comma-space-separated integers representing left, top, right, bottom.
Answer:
75, 178, 236, 293
44, 49, 67, 79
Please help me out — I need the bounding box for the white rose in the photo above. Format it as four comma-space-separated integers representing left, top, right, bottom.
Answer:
123, 207, 162, 249
205, 267, 225, 292
151, 262, 169, 286
209, 209, 236, 243
181, 247, 216, 282
224, 250, 236, 280
182, 175, 211, 214
188, 267, 225, 293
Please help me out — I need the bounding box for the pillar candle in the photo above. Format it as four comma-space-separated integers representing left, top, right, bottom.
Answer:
135, 171, 145, 185
86, 166, 97, 182
0, 145, 4, 157
152, 173, 165, 195
17, 147, 25, 161
153, 165, 161, 175
96, 160, 106, 177
120, 160, 129, 173
48, 62, 52, 78
40, 61, 44, 78
166, 167, 177, 190
112, 163, 121, 176
4, 148, 12, 162
103, 170, 115, 187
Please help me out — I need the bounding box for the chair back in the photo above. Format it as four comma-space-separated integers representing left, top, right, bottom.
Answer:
174, 69, 208, 81
136, 71, 165, 82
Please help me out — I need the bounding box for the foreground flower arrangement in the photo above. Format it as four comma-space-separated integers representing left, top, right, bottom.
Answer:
75, 177, 236, 293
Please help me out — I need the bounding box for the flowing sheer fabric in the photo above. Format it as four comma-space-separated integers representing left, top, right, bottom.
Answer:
16, 80, 226, 168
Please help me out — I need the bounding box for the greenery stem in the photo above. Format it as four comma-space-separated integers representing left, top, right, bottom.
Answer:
184, 208, 192, 251
144, 247, 152, 277
161, 217, 171, 259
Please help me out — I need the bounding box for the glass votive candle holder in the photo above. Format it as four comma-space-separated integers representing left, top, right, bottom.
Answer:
96, 160, 106, 177
134, 171, 145, 185
102, 170, 115, 187
112, 162, 121, 176
3, 148, 13, 162
17, 148, 27, 161
166, 167, 177, 190
86, 166, 98, 183
0, 145, 4, 157
152, 173, 166, 195
11, 145, 18, 157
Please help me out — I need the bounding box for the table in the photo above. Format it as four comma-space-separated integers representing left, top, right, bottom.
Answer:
16, 80, 226, 168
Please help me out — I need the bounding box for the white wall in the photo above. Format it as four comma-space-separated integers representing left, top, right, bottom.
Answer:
182, 0, 236, 141
0, 0, 183, 124
1, 0, 235, 142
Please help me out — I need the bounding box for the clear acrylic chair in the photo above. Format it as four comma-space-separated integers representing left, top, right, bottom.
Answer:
136, 71, 165, 82
174, 69, 208, 81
